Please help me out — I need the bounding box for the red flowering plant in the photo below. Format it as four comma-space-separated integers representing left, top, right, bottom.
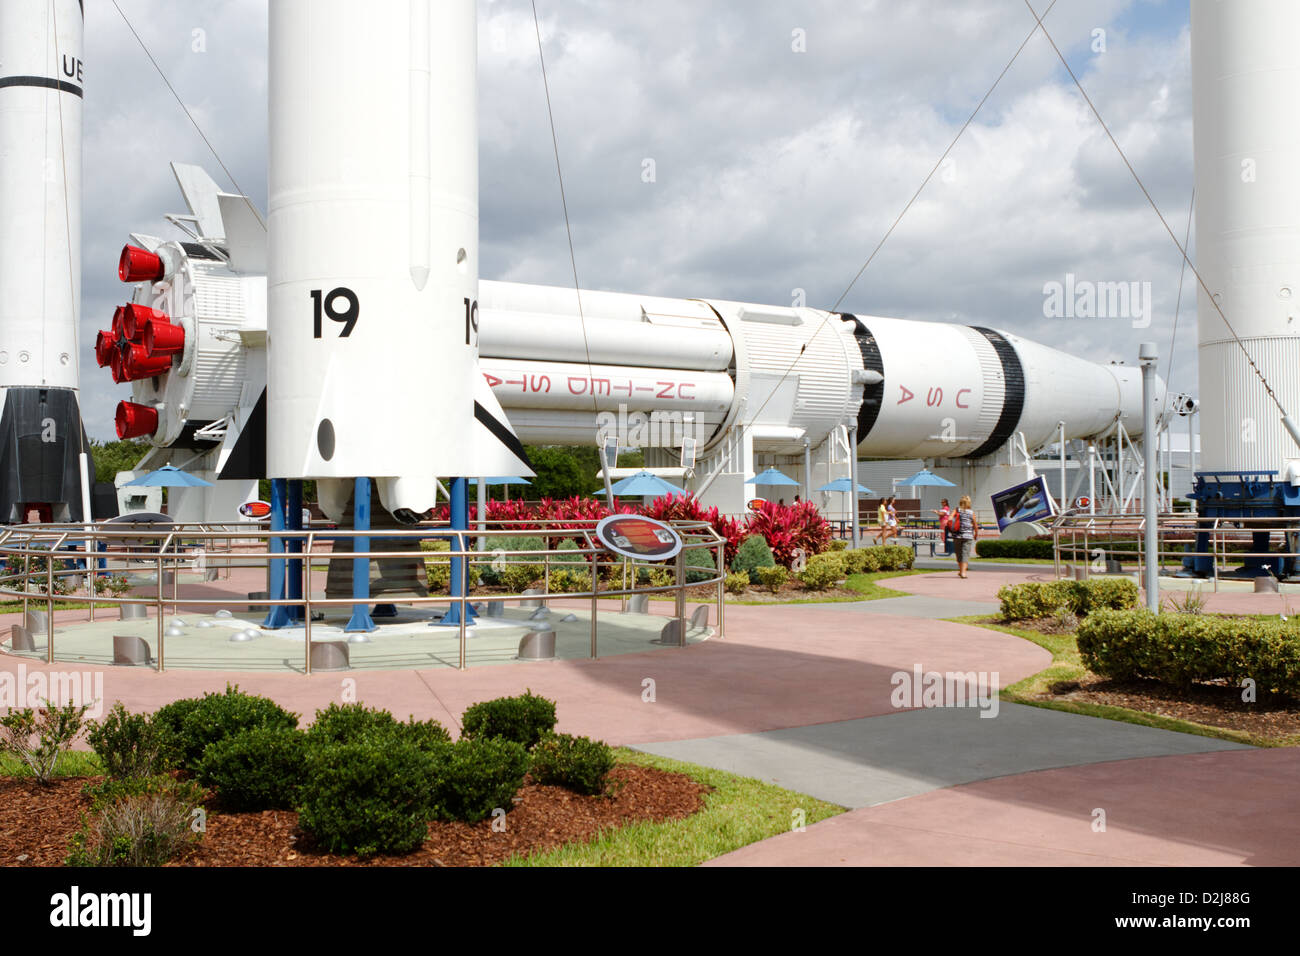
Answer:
638, 494, 744, 567
744, 500, 831, 568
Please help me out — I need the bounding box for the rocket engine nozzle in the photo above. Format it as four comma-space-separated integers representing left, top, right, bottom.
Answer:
94, 330, 116, 368
115, 401, 159, 439
122, 303, 168, 340
143, 317, 184, 355
118, 342, 172, 380
119, 245, 165, 283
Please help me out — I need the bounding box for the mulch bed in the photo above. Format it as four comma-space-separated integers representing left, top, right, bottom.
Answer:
0, 764, 709, 867
1040, 676, 1300, 741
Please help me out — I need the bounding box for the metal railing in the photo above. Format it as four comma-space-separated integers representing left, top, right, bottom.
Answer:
1049, 512, 1300, 591
0, 519, 726, 674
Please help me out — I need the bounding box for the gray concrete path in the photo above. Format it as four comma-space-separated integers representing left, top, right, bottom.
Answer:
815, 594, 998, 618
635, 702, 1249, 808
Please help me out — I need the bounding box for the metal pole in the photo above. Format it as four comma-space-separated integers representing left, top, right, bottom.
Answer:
1140, 342, 1159, 611
458, 543, 467, 670
590, 552, 599, 659
345, 477, 376, 632
848, 424, 860, 548
1058, 421, 1067, 511
802, 438, 812, 504
476, 478, 488, 552
675, 547, 686, 648
156, 554, 165, 672
304, 530, 313, 675
715, 538, 725, 639
45, 549, 54, 665
1088, 445, 1096, 514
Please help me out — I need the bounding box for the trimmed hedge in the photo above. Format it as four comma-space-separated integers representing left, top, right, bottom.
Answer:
841, 545, 914, 575
461, 691, 557, 749
754, 565, 787, 593
1077, 609, 1300, 696
797, 553, 846, 590
152, 685, 299, 772
297, 741, 440, 857
430, 737, 531, 822
725, 571, 749, 594
975, 539, 1055, 560
997, 578, 1140, 621
197, 726, 306, 811
530, 733, 616, 796
305, 703, 450, 751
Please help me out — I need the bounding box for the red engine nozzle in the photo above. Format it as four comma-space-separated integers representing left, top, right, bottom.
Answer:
119, 244, 165, 283
143, 317, 185, 355
115, 401, 159, 440
119, 342, 173, 380
122, 303, 168, 340
109, 350, 126, 384
111, 306, 127, 340
94, 330, 116, 368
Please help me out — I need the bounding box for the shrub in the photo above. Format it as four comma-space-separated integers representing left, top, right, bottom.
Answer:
842, 548, 879, 574
637, 566, 675, 589
755, 565, 788, 593
478, 536, 545, 585
86, 703, 177, 780
430, 737, 531, 823
66, 784, 204, 867
875, 544, 915, 571
0, 700, 90, 784
797, 552, 846, 590
297, 741, 440, 857
1077, 609, 1300, 696
530, 733, 616, 796
744, 501, 831, 567
547, 568, 592, 593
829, 539, 848, 551
731, 535, 776, 575
997, 579, 1140, 622
196, 726, 307, 811
685, 546, 717, 584
501, 563, 541, 593
82, 774, 206, 815
461, 690, 557, 749
424, 539, 482, 592
725, 571, 750, 595
152, 685, 299, 772
975, 538, 1055, 560
640, 494, 745, 567
551, 538, 587, 568
305, 703, 450, 751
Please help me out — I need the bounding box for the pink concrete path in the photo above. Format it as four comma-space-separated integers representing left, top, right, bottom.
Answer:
0, 600, 1049, 745
707, 748, 1300, 866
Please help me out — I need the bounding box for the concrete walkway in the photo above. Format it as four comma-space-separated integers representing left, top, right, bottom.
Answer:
4, 563, 1297, 865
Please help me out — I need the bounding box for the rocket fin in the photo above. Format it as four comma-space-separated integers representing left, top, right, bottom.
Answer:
217, 193, 267, 275
170, 163, 227, 240
472, 370, 534, 477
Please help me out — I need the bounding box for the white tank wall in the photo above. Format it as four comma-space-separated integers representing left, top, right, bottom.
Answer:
267, 0, 479, 495
0, 0, 82, 393
1192, 0, 1300, 472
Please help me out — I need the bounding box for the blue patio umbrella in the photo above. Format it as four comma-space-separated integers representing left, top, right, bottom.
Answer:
816, 478, 875, 495
745, 467, 799, 487
122, 465, 213, 488
896, 468, 956, 488
608, 470, 689, 497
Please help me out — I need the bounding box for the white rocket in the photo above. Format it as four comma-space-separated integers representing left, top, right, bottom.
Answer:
266, 0, 529, 522
0, 0, 89, 522
1192, 0, 1300, 474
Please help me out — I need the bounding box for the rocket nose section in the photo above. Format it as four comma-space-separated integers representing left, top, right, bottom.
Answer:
472, 368, 534, 478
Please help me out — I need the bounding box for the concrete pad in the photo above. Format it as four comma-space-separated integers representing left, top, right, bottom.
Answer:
635, 702, 1248, 808
708, 748, 1300, 867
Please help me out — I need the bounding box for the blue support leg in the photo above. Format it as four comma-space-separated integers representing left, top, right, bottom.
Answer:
287, 480, 304, 620
438, 477, 477, 626
264, 479, 294, 629
346, 476, 377, 633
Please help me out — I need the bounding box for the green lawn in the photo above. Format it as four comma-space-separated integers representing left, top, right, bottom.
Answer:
728, 568, 941, 605
505, 749, 844, 866
951, 614, 1286, 748
0, 749, 104, 779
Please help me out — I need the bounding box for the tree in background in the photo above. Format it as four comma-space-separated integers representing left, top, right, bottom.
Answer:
523, 445, 645, 500
89, 439, 150, 484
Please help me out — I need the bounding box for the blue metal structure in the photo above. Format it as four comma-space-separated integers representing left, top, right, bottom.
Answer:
1184, 471, 1300, 579
345, 476, 376, 632
437, 476, 477, 626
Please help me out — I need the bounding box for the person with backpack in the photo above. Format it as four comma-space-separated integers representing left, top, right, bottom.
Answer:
954, 494, 979, 578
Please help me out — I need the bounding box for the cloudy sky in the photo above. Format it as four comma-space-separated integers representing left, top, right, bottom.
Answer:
80, 0, 1195, 440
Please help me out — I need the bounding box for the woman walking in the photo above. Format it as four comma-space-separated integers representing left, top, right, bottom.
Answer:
954, 495, 978, 578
